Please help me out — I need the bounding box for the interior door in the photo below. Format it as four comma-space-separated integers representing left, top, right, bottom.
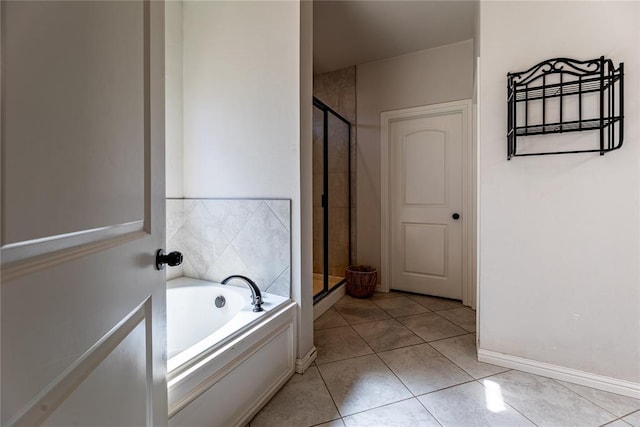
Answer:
1, 1, 167, 426
389, 108, 465, 299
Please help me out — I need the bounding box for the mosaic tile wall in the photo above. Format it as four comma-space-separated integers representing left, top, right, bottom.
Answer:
166, 199, 291, 298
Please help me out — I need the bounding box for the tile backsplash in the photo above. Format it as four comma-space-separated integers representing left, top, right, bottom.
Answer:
166, 198, 291, 298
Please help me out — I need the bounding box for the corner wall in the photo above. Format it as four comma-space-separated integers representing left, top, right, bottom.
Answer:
180, 1, 314, 362
356, 39, 474, 285
478, 1, 640, 390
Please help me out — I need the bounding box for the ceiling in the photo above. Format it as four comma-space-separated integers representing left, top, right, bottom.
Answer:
313, 0, 477, 74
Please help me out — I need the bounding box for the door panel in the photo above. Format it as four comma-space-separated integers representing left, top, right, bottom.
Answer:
403, 223, 447, 277
390, 111, 463, 299
2, 0, 146, 245
404, 130, 446, 206
43, 314, 149, 427
1, 1, 167, 426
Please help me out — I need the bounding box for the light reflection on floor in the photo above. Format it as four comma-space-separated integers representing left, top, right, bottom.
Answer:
483, 379, 507, 413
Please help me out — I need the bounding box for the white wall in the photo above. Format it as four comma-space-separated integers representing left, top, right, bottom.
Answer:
180, 1, 313, 361
356, 40, 474, 284
182, 1, 299, 200
478, 1, 640, 387
165, 0, 183, 198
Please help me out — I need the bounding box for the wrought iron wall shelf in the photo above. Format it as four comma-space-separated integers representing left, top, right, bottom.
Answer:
507, 56, 624, 159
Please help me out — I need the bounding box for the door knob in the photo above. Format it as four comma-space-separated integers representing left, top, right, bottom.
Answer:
155, 249, 183, 270
452, 213, 460, 220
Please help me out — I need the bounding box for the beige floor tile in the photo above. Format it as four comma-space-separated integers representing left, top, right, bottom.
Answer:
556, 381, 640, 418
373, 296, 431, 317
605, 420, 634, 427
342, 398, 439, 426
315, 420, 346, 427
418, 381, 535, 426
483, 371, 616, 426
334, 301, 390, 324
378, 343, 473, 395
351, 319, 423, 352
317, 354, 412, 416
436, 306, 476, 332
334, 294, 365, 306
624, 410, 640, 426
407, 294, 464, 311
315, 325, 373, 365
315, 307, 349, 330
429, 334, 509, 379
370, 291, 404, 301
250, 366, 340, 427
397, 312, 467, 342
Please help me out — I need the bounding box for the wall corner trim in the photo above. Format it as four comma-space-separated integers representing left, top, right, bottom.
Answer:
478, 349, 640, 399
295, 346, 317, 374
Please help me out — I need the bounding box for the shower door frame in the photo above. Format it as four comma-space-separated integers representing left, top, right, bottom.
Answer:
312, 96, 352, 304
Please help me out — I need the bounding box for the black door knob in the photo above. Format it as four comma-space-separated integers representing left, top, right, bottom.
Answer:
452, 213, 460, 220
155, 249, 183, 270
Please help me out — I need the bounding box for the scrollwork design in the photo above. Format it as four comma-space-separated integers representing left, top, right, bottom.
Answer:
509, 57, 602, 86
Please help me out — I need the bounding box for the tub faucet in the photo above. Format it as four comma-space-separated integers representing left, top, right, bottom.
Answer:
221, 275, 264, 312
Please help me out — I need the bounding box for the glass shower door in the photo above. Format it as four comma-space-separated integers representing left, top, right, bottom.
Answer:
313, 97, 351, 303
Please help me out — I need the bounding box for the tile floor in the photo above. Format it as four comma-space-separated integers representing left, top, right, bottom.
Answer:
250, 291, 640, 427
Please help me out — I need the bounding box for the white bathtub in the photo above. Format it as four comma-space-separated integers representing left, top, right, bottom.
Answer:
166, 277, 296, 426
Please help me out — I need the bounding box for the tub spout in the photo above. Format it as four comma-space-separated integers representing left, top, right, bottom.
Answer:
221, 275, 264, 312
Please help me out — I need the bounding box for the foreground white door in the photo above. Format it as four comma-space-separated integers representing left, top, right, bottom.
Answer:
382, 101, 470, 300
1, 2, 167, 426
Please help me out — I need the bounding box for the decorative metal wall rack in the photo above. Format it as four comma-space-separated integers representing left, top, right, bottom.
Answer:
507, 56, 623, 159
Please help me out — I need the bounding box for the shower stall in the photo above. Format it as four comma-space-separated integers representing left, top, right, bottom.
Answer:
312, 97, 352, 303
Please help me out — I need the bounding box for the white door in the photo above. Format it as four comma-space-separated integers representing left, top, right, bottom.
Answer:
1, 2, 167, 426
385, 103, 469, 299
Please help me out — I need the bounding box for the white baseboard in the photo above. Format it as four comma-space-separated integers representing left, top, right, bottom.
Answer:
313, 284, 345, 320
295, 346, 317, 374
478, 349, 640, 399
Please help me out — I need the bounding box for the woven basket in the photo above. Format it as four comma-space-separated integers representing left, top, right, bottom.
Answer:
345, 265, 377, 299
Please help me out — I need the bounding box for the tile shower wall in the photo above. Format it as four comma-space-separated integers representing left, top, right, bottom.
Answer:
166, 199, 291, 298
313, 66, 357, 273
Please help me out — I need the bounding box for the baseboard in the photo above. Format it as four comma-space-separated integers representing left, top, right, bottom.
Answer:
313, 284, 345, 320
295, 346, 317, 374
478, 349, 640, 399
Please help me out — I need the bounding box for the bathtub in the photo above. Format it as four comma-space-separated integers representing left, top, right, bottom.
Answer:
166, 277, 296, 426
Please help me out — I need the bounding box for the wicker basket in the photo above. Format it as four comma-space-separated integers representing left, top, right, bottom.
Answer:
345, 265, 377, 299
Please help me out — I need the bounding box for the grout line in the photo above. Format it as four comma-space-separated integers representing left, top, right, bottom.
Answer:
313, 364, 345, 422
372, 349, 420, 399
314, 325, 374, 366
553, 379, 631, 421
425, 335, 482, 380
414, 378, 479, 398
265, 264, 289, 293
338, 396, 422, 422
314, 323, 354, 332
473, 377, 539, 426
222, 200, 264, 246
263, 200, 290, 232
414, 395, 445, 426
425, 331, 471, 344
